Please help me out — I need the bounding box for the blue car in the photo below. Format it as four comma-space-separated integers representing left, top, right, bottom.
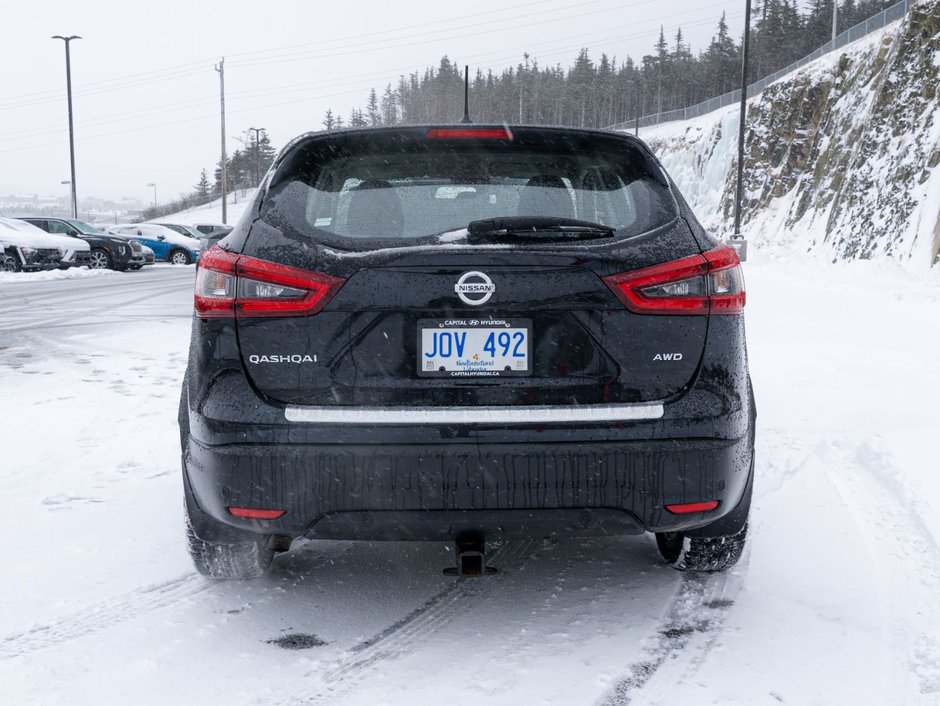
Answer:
108, 224, 201, 265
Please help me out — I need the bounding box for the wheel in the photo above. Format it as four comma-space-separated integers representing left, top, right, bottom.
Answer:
169, 249, 192, 265
186, 514, 274, 579
88, 248, 112, 270
2, 254, 17, 272
655, 524, 747, 571
656, 455, 753, 572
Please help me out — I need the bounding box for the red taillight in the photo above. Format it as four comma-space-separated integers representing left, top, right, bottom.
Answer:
227, 506, 285, 520
602, 245, 745, 315
426, 127, 513, 140
664, 500, 720, 514
194, 247, 345, 319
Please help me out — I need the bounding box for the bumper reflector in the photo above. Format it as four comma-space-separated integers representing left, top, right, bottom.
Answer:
664, 500, 719, 514
227, 507, 286, 520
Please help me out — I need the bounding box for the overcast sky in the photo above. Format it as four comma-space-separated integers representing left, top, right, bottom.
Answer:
2, 0, 754, 204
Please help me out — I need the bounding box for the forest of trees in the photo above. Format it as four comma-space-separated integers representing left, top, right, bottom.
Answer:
142, 128, 278, 221
324, 0, 895, 130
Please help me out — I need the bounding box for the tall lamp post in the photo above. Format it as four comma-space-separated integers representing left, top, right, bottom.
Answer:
730, 0, 752, 261
52, 35, 81, 219
249, 127, 266, 186
146, 182, 157, 210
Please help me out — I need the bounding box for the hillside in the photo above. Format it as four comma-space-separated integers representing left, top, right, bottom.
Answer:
153, 189, 254, 227
643, 0, 940, 268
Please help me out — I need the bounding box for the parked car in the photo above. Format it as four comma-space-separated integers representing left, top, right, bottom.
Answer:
107, 224, 201, 265
180, 125, 754, 580
192, 223, 229, 235
152, 222, 205, 239
1, 237, 18, 272
136, 243, 156, 268
0, 217, 90, 271
19, 217, 146, 271
198, 227, 233, 253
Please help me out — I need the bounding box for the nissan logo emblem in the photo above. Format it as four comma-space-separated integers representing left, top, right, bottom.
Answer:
454, 271, 495, 306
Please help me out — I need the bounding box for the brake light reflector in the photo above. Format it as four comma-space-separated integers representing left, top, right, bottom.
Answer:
227, 506, 286, 520
664, 500, 720, 514
426, 127, 513, 140
602, 245, 745, 315
194, 247, 345, 318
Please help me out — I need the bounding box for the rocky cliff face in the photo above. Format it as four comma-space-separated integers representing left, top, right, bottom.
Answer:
644, 0, 940, 268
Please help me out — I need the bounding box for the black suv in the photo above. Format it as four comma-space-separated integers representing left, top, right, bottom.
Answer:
179, 126, 755, 579
22, 218, 145, 270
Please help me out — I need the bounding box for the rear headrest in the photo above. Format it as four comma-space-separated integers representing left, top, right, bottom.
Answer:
516, 175, 575, 220
345, 179, 404, 237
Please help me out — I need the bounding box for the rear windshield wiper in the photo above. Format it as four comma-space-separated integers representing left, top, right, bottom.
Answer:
466, 217, 615, 243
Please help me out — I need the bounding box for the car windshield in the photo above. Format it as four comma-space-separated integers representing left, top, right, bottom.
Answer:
262, 128, 677, 248
67, 220, 99, 235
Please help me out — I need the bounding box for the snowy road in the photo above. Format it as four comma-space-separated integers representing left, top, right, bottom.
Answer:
1, 257, 939, 705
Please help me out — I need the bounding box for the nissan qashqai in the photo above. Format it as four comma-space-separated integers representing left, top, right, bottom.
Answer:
179, 125, 755, 579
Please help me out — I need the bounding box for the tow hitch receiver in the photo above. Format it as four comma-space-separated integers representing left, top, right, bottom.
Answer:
444, 533, 496, 577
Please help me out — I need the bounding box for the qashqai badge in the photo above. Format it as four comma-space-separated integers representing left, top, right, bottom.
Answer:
455, 271, 495, 306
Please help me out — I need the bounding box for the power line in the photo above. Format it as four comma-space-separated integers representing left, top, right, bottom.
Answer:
0, 8, 740, 155
0, 0, 620, 110
1, 0, 690, 112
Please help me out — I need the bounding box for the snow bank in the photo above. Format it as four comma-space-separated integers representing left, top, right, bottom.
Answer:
642, 3, 940, 269
0, 267, 117, 284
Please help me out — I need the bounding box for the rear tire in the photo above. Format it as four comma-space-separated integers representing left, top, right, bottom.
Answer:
186, 515, 274, 579
169, 249, 192, 265
655, 524, 747, 571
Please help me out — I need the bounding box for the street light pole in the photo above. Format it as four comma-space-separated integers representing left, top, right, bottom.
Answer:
249, 127, 266, 186
832, 0, 839, 43
733, 0, 752, 239
215, 59, 227, 224
147, 182, 157, 210
52, 35, 81, 219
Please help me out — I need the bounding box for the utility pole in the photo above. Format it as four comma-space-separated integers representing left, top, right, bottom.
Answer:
249, 127, 266, 186
147, 182, 157, 210
215, 59, 227, 224
832, 0, 839, 43
52, 35, 80, 219
733, 0, 752, 238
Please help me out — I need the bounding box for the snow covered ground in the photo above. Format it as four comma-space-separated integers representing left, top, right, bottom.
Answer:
154, 190, 254, 228
1, 254, 939, 705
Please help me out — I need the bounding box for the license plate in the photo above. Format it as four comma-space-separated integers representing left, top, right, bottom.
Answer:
417, 318, 532, 377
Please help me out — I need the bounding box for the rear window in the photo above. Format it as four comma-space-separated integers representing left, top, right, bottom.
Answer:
262, 128, 678, 248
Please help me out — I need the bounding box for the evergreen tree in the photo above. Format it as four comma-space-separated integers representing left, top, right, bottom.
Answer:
381, 84, 398, 125
194, 169, 210, 199
336, 2, 893, 131
322, 109, 336, 131
366, 88, 381, 126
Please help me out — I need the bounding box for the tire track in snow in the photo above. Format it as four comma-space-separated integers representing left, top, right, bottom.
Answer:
822, 437, 940, 697
0, 280, 189, 334
0, 573, 207, 659
600, 555, 747, 705
284, 539, 538, 706
0, 546, 349, 660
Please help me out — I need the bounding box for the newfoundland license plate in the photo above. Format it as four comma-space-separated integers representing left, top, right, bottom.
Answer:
417, 318, 532, 377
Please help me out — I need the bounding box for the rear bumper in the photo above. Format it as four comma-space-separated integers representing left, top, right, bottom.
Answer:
183, 432, 753, 540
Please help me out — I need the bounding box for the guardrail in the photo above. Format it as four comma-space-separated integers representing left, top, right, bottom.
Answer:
608, 0, 912, 131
